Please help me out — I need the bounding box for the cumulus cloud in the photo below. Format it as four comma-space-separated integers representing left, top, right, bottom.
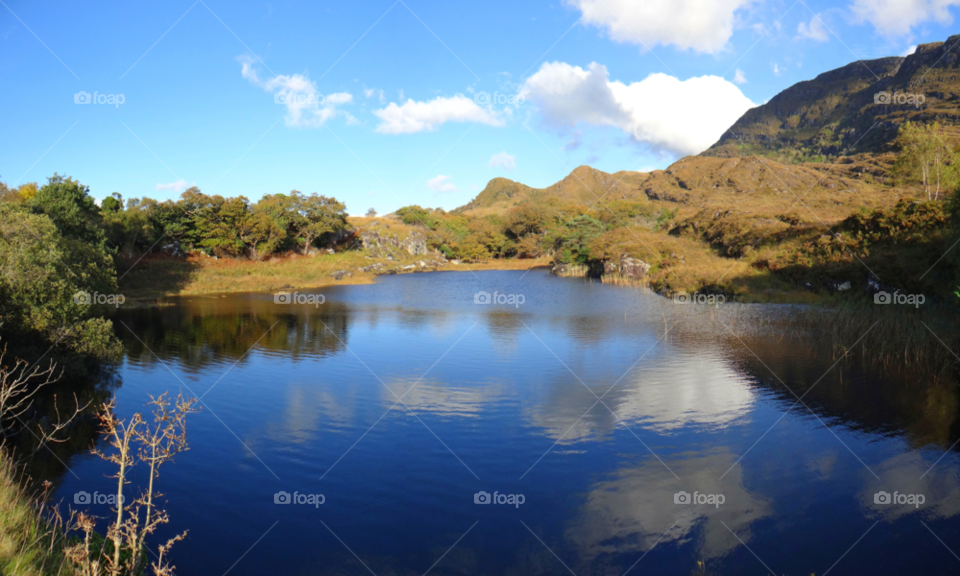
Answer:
519, 61, 755, 157
488, 151, 516, 171
903, 44, 918, 56
239, 56, 356, 128
566, 0, 756, 53
426, 175, 457, 192
850, 0, 960, 37
797, 14, 829, 41
734, 69, 747, 84
373, 95, 504, 134
155, 180, 195, 193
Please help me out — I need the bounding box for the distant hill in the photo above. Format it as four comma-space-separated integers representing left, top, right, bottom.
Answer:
704, 36, 960, 161
457, 166, 649, 213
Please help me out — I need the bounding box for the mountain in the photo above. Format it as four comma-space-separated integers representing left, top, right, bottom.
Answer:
704, 36, 960, 161
457, 166, 649, 213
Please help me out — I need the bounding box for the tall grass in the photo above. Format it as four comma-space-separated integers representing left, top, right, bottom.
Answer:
802, 301, 959, 374
0, 454, 74, 576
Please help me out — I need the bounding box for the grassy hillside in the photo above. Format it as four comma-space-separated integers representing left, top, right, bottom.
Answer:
705, 36, 960, 161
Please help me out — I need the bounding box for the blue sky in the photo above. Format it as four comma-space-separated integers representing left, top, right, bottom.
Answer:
0, 0, 953, 213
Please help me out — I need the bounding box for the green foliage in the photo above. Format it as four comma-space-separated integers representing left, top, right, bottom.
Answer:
892, 121, 959, 200
102, 188, 348, 260
101, 192, 123, 213
27, 175, 106, 247
655, 207, 679, 231
0, 199, 121, 366
549, 214, 605, 264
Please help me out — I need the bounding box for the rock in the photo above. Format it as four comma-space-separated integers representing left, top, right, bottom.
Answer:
603, 260, 619, 275
160, 242, 183, 257
401, 232, 427, 256
450, 259, 461, 265
361, 229, 427, 258
619, 255, 651, 280
330, 270, 353, 280
326, 248, 335, 255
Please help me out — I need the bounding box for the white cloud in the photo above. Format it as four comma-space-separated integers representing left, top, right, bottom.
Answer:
772, 62, 782, 75
734, 69, 747, 84
850, 0, 960, 37
519, 61, 755, 157
426, 175, 457, 192
797, 14, 829, 41
373, 95, 504, 134
155, 180, 195, 194
239, 56, 356, 128
566, 0, 756, 53
903, 44, 918, 55
488, 151, 516, 171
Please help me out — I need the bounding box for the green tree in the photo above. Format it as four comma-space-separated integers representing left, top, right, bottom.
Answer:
101, 192, 123, 213
893, 121, 959, 201
27, 174, 105, 246
0, 203, 121, 364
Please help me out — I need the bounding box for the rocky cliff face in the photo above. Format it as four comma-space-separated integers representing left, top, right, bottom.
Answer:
704, 35, 960, 160
360, 229, 428, 259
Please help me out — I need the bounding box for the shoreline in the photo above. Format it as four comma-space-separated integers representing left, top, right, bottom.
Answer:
119, 253, 556, 304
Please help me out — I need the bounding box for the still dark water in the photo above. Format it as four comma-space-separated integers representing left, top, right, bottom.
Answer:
53, 270, 960, 575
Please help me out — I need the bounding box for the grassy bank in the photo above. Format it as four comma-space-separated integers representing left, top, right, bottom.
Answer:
119, 251, 553, 301
0, 456, 73, 576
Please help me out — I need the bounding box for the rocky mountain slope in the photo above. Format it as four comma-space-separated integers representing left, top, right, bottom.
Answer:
704, 35, 960, 161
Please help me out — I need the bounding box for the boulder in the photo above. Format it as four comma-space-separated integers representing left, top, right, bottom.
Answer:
402, 232, 428, 256
619, 255, 651, 280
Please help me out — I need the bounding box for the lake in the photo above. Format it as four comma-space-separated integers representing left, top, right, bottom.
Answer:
53, 269, 960, 575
